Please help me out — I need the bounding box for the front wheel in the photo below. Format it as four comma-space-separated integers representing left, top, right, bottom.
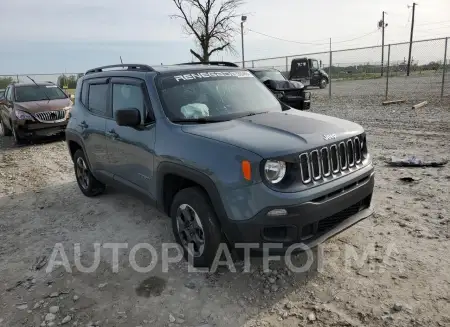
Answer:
11, 125, 25, 145
319, 78, 327, 89
170, 187, 223, 268
73, 149, 106, 197
0, 118, 12, 136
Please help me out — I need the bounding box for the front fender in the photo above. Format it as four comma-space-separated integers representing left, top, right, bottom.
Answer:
155, 161, 238, 242
154, 123, 264, 232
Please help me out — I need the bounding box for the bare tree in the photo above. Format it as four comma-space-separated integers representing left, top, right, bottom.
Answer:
171, 0, 244, 62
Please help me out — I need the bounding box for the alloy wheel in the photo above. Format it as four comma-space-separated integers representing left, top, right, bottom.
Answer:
76, 157, 90, 190
175, 204, 206, 257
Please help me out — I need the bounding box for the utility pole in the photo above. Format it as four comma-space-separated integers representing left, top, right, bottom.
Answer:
329, 38, 332, 99
380, 11, 388, 76
407, 3, 417, 76
241, 16, 247, 67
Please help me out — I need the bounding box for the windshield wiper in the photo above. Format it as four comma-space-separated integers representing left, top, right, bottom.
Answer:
236, 111, 269, 119
26, 76, 51, 102
171, 117, 226, 124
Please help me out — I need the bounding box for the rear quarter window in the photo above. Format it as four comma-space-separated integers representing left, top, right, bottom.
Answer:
81, 81, 89, 106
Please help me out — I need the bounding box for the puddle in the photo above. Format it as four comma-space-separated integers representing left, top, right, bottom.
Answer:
135, 276, 167, 297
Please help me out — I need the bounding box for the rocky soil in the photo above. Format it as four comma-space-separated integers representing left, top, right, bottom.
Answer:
0, 99, 449, 327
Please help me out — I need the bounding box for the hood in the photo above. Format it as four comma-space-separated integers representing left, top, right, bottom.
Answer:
264, 79, 304, 91
182, 110, 364, 158
15, 98, 72, 114
319, 69, 329, 77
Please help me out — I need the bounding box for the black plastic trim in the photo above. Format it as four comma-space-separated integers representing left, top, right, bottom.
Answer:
86, 64, 154, 74
155, 162, 234, 240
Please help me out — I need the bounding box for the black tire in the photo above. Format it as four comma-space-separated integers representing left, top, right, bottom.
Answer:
11, 124, 25, 145
0, 118, 12, 136
73, 149, 106, 197
170, 186, 223, 268
319, 78, 327, 89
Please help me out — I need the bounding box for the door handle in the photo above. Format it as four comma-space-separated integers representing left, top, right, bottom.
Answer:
107, 129, 119, 139
79, 121, 88, 129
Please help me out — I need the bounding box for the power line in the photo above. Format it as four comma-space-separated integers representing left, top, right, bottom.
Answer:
246, 29, 328, 45
391, 20, 450, 29
415, 24, 450, 32
246, 28, 379, 46
332, 30, 379, 44
416, 19, 450, 27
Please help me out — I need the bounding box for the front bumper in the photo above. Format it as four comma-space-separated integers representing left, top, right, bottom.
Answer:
223, 167, 374, 252
14, 120, 68, 139
282, 91, 311, 110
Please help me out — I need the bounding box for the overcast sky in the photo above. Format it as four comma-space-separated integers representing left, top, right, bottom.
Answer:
1, 0, 449, 74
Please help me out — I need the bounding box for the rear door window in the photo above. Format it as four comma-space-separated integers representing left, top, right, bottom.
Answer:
88, 84, 109, 116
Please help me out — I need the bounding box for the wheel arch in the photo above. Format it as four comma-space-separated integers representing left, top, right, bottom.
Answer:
65, 131, 93, 170
155, 162, 233, 237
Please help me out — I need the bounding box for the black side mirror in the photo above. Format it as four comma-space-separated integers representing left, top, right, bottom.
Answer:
115, 108, 141, 127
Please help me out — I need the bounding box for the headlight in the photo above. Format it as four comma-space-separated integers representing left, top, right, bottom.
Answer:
274, 91, 284, 99
15, 109, 34, 121
64, 107, 72, 120
264, 160, 286, 184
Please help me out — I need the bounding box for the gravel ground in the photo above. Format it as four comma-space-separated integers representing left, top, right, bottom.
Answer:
312, 73, 450, 106
0, 100, 449, 327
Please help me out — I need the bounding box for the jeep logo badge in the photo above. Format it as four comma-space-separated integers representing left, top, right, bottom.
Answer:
323, 134, 337, 140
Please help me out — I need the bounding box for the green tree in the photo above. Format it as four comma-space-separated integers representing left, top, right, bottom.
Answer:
0, 77, 14, 89
57, 74, 78, 89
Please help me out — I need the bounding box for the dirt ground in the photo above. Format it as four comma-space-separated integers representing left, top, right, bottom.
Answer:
0, 101, 449, 327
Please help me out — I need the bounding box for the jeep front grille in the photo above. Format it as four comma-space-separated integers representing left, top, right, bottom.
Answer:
34, 110, 66, 123
299, 135, 365, 184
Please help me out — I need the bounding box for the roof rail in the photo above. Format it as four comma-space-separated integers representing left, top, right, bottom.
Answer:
85, 64, 155, 75
178, 61, 239, 67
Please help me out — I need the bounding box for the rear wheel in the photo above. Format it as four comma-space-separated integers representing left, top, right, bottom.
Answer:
170, 187, 223, 268
73, 149, 106, 197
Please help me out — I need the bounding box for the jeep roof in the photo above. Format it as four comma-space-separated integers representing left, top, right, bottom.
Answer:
83, 63, 241, 79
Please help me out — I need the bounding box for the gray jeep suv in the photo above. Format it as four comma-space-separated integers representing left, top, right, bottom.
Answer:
66, 63, 374, 267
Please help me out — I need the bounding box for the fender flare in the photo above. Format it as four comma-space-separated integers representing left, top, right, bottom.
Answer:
155, 162, 233, 237
65, 131, 93, 170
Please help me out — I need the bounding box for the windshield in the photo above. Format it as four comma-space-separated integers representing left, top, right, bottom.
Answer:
252, 70, 287, 82
157, 70, 282, 122
14, 85, 68, 102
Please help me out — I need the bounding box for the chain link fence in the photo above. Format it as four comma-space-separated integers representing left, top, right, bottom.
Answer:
385, 38, 448, 104
443, 38, 450, 99
237, 36, 449, 106
1, 37, 448, 106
